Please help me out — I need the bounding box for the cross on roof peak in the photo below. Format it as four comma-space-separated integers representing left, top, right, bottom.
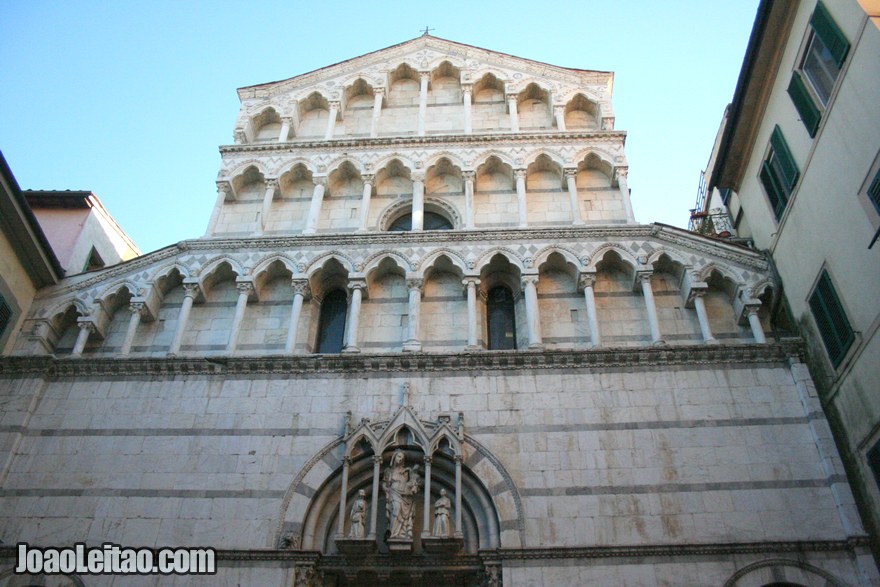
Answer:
421, 26, 434, 36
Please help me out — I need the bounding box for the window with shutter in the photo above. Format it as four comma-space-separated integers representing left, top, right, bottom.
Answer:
868, 439, 880, 492
868, 169, 880, 215
0, 295, 11, 340
808, 270, 854, 367
759, 126, 799, 221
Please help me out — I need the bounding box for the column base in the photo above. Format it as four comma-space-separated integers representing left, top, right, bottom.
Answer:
341, 346, 361, 354
464, 345, 482, 352
572, 220, 585, 226
704, 338, 719, 345
651, 339, 667, 346
528, 342, 544, 350
386, 538, 413, 553
402, 340, 422, 352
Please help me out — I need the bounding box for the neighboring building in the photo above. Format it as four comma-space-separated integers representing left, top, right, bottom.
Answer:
0, 152, 62, 355
694, 0, 880, 560
1, 35, 878, 586
25, 190, 141, 275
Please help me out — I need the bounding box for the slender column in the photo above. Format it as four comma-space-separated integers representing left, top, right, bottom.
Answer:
370, 90, 383, 138
343, 281, 366, 353
514, 169, 528, 228
169, 283, 199, 355
418, 72, 430, 136
454, 454, 463, 536
578, 274, 601, 347
462, 171, 475, 229
421, 455, 433, 537
746, 306, 766, 343
205, 182, 230, 236
554, 105, 566, 131
692, 290, 717, 344
337, 456, 351, 536
119, 302, 145, 356
368, 455, 381, 538
303, 178, 327, 235
357, 174, 374, 232
226, 282, 254, 353
463, 278, 480, 349
462, 84, 473, 134
403, 278, 423, 352
522, 275, 543, 348
639, 273, 664, 345
285, 280, 310, 353
259, 178, 278, 234
507, 93, 519, 132
616, 168, 636, 223
324, 101, 340, 140
412, 174, 425, 231
278, 117, 292, 142
564, 168, 585, 225
71, 321, 94, 357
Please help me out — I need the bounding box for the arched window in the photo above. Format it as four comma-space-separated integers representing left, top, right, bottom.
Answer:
487, 285, 516, 350
315, 289, 347, 353
389, 211, 453, 231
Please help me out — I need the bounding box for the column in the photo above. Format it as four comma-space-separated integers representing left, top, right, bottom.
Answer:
514, 169, 528, 228
639, 273, 664, 345
368, 455, 381, 538
357, 174, 374, 232
285, 280, 310, 353
522, 275, 543, 348
692, 290, 717, 344
554, 105, 566, 131
578, 274, 601, 347
418, 72, 430, 136
421, 455, 432, 537
168, 283, 199, 355
226, 281, 254, 353
303, 177, 327, 235
258, 178, 278, 234
370, 89, 383, 138
119, 302, 145, 356
343, 280, 365, 353
278, 117, 292, 142
462, 84, 473, 134
324, 101, 340, 140
462, 171, 475, 229
507, 93, 519, 132
564, 168, 585, 225
746, 305, 766, 343
337, 456, 351, 536
411, 174, 425, 231
71, 321, 94, 357
205, 182, 230, 236
463, 278, 480, 349
616, 168, 636, 223
454, 454, 463, 536
403, 278, 423, 352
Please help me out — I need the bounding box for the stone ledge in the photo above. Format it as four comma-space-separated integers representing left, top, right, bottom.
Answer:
0, 340, 804, 377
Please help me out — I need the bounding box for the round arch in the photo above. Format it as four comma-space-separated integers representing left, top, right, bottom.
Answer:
722, 558, 847, 587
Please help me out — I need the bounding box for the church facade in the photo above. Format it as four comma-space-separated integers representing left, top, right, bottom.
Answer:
0, 36, 877, 586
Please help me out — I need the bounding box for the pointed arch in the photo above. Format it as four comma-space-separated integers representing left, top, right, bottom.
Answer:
251, 254, 299, 282
416, 249, 469, 276
424, 152, 467, 173
570, 148, 617, 175
523, 149, 566, 170
533, 246, 583, 274
148, 262, 192, 284
277, 158, 318, 178
96, 280, 143, 305
325, 157, 365, 177
196, 256, 246, 285
361, 251, 412, 280
473, 248, 526, 273
372, 154, 417, 177
722, 558, 847, 587
305, 252, 356, 277
472, 150, 516, 170
586, 244, 640, 272
226, 160, 271, 183
646, 247, 693, 269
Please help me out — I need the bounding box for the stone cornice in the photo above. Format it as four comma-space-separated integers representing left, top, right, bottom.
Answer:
0, 341, 804, 378
218, 130, 627, 156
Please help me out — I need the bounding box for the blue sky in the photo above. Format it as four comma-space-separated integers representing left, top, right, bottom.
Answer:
1, 1, 759, 254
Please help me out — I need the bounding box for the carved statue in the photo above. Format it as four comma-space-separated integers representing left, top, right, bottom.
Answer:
348, 489, 367, 538
382, 450, 421, 540
432, 488, 452, 537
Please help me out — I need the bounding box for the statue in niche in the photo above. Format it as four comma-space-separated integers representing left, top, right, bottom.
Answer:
432, 488, 452, 537
348, 489, 367, 539
382, 450, 422, 540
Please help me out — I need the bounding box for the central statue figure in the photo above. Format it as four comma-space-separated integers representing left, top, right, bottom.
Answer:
382, 449, 422, 540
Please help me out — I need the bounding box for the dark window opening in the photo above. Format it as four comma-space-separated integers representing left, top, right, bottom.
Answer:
84, 247, 105, 272
389, 211, 453, 231
487, 285, 516, 350
868, 168, 880, 215
316, 289, 347, 353
0, 294, 11, 340
867, 440, 880, 492
809, 270, 854, 367
759, 126, 799, 221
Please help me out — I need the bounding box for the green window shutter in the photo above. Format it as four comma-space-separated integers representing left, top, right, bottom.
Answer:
811, 2, 850, 67
0, 295, 10, 338
868, 169, 880, 215
787, 72, 822, 137
809, 271, 855, 367
770, 126, 800, 191
760, 161, 786, 220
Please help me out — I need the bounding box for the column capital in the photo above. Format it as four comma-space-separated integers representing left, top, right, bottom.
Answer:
343, 455, 353, 465
521, 275, 539, 288
637, 271, 653, 284
216, 180, 233, 200
506, 93, 518, 102
513, 168, 527, 180
328, 100, 341, 110
264, 177, 279, 191
419, 71, 431, 81
182, 283, 201, 299
372, 86, 385, 98
461, 83, 473, 93
406, 278, 424, 291
348, 279, 367, 293
313, 176, 328, 188
129, 302, 147, 317
77, 321, 96, 333
291, 279, 311, 298
461, 170, 476, 182
745, 304, 761, 317
280, 116, 294, 124
411, 172, 425, 183
554, 104, 566, 114
423, 455, 433, 465
361, 173, 374, 185
577, 273, 596, 290
236, 281, 255, 296
563, 167, 578, 180
614, 166, 629, 182
453, 454, 463, 464
462, 277, 481, 288
372, 454, 383, 465
602, 116, 615, 130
